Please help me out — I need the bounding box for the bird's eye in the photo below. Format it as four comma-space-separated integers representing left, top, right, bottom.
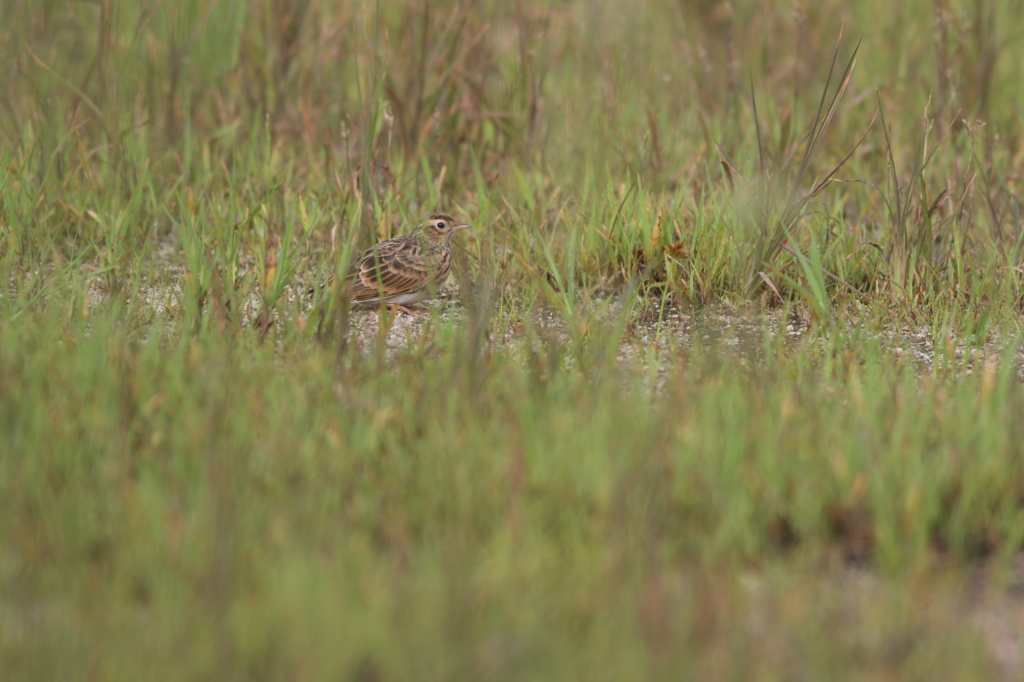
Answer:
436, 222, 446, 229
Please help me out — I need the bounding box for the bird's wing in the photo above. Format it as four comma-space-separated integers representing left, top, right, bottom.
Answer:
347, 238, 428, 301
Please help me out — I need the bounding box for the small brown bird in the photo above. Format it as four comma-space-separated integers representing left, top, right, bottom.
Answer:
339, 212, 471, 314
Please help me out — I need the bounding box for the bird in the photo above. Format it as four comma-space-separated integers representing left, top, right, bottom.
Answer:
330, 212, 471, 315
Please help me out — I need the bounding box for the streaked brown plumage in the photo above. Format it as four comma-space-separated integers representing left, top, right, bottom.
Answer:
340, 213, 470, 314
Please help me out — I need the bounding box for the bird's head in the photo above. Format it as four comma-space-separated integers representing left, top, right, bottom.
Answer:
424, 213, 471, 242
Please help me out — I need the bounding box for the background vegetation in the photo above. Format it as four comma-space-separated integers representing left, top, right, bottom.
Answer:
2, 0, 1024, 679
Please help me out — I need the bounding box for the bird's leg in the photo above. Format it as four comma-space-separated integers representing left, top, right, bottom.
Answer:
387, 304, 429, 316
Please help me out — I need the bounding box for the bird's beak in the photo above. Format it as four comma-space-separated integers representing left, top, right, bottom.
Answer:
455, 223, 471, 231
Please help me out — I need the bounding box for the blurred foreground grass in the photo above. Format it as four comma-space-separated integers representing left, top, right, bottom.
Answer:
4, 303, 1024, 679
3, 0, 1024, 679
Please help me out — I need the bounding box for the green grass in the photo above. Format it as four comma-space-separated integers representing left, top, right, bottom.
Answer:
2, 0, 1024, 679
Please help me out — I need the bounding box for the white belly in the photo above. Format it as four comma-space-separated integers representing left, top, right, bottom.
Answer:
387, 290, 429, 305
